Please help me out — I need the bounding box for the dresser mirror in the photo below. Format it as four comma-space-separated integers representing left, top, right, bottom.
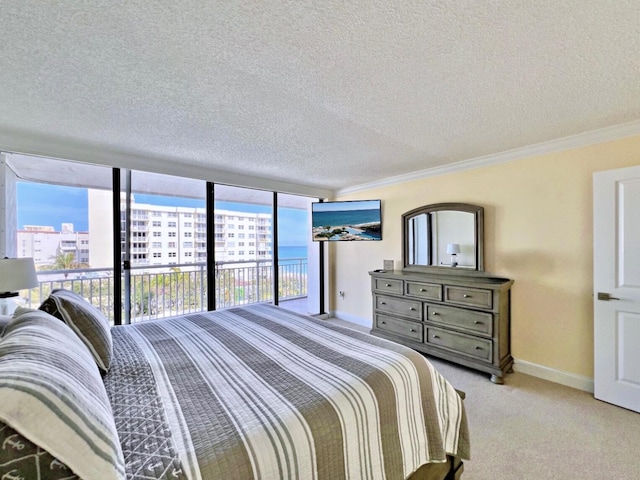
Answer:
402, 203, 484, 273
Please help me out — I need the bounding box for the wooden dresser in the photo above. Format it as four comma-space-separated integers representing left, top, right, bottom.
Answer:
370, 269, 514, 383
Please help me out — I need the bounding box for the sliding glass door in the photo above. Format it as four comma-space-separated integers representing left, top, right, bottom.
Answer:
121, 171, 207, 323
212, 184, 274, 308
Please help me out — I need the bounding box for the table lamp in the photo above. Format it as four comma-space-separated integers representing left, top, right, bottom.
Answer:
446, 243, 461, 267
0, 257, 38, 314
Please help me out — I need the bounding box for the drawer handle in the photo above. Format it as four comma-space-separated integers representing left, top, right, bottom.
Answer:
419, 288, 426, 292
409, 307, 416, 311
474, 321, 482, 325
432, 311, 439, 316
475, 346, 482, 350
380, 302, 386, 305
433, 335, 440, 339
463, 294, 471, 298
409, 328, 416, 333
385, 283, 392, 287
381, 321, 386, 325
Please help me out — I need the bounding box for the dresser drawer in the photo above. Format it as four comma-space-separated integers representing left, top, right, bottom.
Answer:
375, 314, 423, 342
375, 295, 423, 320
445, 286, 493, 309
426, 304, 493, 335
426, 327, 492, 361
374, 278, 403, 294
405, 281, 442, 301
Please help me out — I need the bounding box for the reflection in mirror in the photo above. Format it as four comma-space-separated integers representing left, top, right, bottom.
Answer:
403, 203, 484, 272
408, 211, 476, 268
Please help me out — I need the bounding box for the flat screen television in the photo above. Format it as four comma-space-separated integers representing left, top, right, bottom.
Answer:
312, 200, 382, 241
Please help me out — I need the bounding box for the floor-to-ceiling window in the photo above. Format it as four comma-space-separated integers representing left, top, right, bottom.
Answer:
212, 184, 274, 309
277, 193, 320, 314
6, 153, 324, 321
120, 170, 207, 324
11, 154, 116, 321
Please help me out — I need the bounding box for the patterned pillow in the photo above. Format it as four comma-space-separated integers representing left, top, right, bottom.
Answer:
0, 422, 79, 480
0, 309, 125, 480
40, 288, 113, 373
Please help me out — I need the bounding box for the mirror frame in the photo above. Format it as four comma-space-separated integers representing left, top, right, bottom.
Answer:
402, 202, 484, 274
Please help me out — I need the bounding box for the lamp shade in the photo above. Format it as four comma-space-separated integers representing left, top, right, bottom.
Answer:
0, 257, 39, 296
446, 243, 461, 255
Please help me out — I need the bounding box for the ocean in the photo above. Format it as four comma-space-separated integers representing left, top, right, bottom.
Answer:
312, 208, 380, 228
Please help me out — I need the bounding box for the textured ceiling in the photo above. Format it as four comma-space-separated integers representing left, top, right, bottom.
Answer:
1, 1, 639, 194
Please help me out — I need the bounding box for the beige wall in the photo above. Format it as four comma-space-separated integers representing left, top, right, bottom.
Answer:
332, 134, 640, 379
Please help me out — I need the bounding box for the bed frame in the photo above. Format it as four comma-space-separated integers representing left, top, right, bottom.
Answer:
409, 388, 466, 480
410, 456, 464, 480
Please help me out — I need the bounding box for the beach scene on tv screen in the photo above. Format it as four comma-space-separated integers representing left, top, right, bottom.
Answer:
312, 201, 382, 241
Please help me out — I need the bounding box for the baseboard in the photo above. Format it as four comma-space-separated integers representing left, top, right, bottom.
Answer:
513, 358, 594, 393
329, 310, 372, 329
323, 316, 595, 393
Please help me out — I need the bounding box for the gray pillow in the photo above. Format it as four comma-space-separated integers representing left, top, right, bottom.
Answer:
0, 315, 12, 337
39, 288, 113, 373
0, 309, 125, 480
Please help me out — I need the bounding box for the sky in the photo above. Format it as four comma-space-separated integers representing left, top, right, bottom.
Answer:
18, 183, 90, 230
312, 199, 380, 212
17, 182, 308, 246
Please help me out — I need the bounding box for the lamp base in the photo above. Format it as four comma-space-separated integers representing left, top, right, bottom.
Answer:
0, 297, 17, 315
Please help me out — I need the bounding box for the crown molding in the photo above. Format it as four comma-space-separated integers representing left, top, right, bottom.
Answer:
3, 119, 639, 199
335, 119, 640, 196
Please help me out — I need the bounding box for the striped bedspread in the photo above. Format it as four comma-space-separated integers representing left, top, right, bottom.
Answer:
104, 304, 469, 480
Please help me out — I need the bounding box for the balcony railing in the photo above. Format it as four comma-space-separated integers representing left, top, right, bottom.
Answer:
20, 258, 308, 324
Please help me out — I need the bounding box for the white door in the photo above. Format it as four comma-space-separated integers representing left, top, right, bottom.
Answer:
593, 165, 640, 413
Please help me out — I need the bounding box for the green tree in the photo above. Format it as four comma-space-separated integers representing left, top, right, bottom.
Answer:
39, 251, 88, 278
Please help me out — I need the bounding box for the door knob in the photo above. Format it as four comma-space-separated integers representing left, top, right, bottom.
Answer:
597, 292, 620, 301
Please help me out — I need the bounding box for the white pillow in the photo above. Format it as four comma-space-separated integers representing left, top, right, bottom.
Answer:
0, 309, 125, 480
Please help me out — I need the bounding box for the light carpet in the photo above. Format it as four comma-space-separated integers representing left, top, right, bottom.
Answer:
328, 319, 640, 480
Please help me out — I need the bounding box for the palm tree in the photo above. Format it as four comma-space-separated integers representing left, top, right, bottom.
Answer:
43, 251, 88, 278
52, 252, 76, 270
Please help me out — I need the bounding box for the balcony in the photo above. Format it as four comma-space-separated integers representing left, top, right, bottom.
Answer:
20, 258, 309, 324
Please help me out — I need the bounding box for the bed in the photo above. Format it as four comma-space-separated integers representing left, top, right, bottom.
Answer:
0, 289, 469, 480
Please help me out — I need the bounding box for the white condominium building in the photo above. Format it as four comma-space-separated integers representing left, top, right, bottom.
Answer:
88, 190, 272, 270
18, 224, 90, 267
